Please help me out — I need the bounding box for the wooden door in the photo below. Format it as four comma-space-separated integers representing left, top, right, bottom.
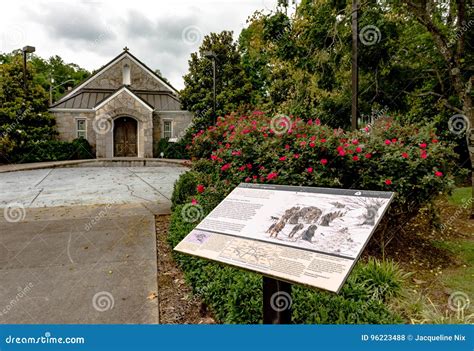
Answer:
114, 117, 137, 157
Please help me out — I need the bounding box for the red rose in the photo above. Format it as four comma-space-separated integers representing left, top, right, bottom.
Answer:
279, 156, 286, 161
391, 138, 397, 143
420, 143, 427, 149
320, 138, 326, 143
338, 150, 346, 156
352, 139, 359, 145
402, 152, 409, 159
353, 156, 359, 161
432, 139, 438, 143
191, 198, 198, 205
307, 167, 313, 173
355, 147, 362, 153
196, 185, 205, 193
365, 153, 372, 159
285, 144, 290, 150
267, 172, 278, 180
294, 154, 300, 159
245, 177, 251, 183
309, 142, 316, 148
221, 163, 231, 171
315, 118, 321, 126
320, 159, 328, 165
385, 179, 392, 185
384, 139, 391, 145
435, 171, 443, 177
421, 151, 427, 159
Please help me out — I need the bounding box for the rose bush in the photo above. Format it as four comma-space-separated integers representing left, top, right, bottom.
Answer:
168, 111, 461, 323
183, 112, 459, 230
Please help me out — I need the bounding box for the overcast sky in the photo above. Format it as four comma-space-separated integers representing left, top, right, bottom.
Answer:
0, 0, 279, 90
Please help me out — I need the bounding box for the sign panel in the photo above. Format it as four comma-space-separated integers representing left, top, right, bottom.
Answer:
174, 184, 394, 293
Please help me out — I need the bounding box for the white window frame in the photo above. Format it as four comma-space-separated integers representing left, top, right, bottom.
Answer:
163, 120, 173, 139
76, 118, 87, 139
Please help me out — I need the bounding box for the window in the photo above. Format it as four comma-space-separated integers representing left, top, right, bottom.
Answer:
76, 119, 86, 138
163, 120, 172, 139
123, 63, 131, 85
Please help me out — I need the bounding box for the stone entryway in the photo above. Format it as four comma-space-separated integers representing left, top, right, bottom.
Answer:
114, 117, 138, 157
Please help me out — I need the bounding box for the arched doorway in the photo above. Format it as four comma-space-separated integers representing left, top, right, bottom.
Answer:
114, 117, 138, 157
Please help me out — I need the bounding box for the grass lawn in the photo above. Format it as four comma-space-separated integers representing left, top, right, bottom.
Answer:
448, 186, 472, 206
388, 187, 473, 322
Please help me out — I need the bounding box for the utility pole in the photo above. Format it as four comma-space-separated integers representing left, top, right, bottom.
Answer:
351, 0, 359, 131
204, 51, 217, 124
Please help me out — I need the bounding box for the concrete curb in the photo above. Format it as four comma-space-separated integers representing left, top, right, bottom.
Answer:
0, 158, 191, 173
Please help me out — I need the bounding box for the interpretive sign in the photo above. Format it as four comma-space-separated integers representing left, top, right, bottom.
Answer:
174, 183, 394, 293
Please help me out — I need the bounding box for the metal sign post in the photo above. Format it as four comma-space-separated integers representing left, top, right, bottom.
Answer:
263, 277, 292, 324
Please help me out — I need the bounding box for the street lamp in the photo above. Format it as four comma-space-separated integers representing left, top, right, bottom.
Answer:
203, 50, 217, 124
22, 45, 35, 94
49, 77, 75, 105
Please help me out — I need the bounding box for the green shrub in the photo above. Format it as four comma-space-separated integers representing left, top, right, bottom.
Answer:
171, 171, 200, 207
71, 137, 94, 159
154, 138, 189, 159
18, 138, 93, 163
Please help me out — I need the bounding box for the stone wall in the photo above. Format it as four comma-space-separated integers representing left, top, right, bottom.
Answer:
155, 111, 193, 139
54, 111, 96, 148
84, 57, 171, 92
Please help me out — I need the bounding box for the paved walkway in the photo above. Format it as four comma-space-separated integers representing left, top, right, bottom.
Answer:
0, 166, 186, 323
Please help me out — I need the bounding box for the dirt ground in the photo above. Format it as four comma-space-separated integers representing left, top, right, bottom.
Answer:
155, 215, 216, 324
374, 195, 474, 314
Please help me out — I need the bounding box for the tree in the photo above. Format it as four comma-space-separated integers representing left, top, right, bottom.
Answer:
391, 0, 473, 217
180, 31, 253, 131
0, 54, 57, 163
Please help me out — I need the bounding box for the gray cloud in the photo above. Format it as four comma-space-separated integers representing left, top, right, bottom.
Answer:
8, 0, 279, 89
27, 2, 116, 45
121, 10, 203, 56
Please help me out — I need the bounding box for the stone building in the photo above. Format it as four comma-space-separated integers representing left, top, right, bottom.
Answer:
49, 48, 193, 158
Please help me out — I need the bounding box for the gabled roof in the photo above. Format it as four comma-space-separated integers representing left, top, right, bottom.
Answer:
55, 49, 179, 105
50, 88, 181, 110
94, 86, 154, 112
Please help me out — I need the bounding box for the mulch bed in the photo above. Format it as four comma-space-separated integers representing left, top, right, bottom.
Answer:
156, 215, 215, 324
